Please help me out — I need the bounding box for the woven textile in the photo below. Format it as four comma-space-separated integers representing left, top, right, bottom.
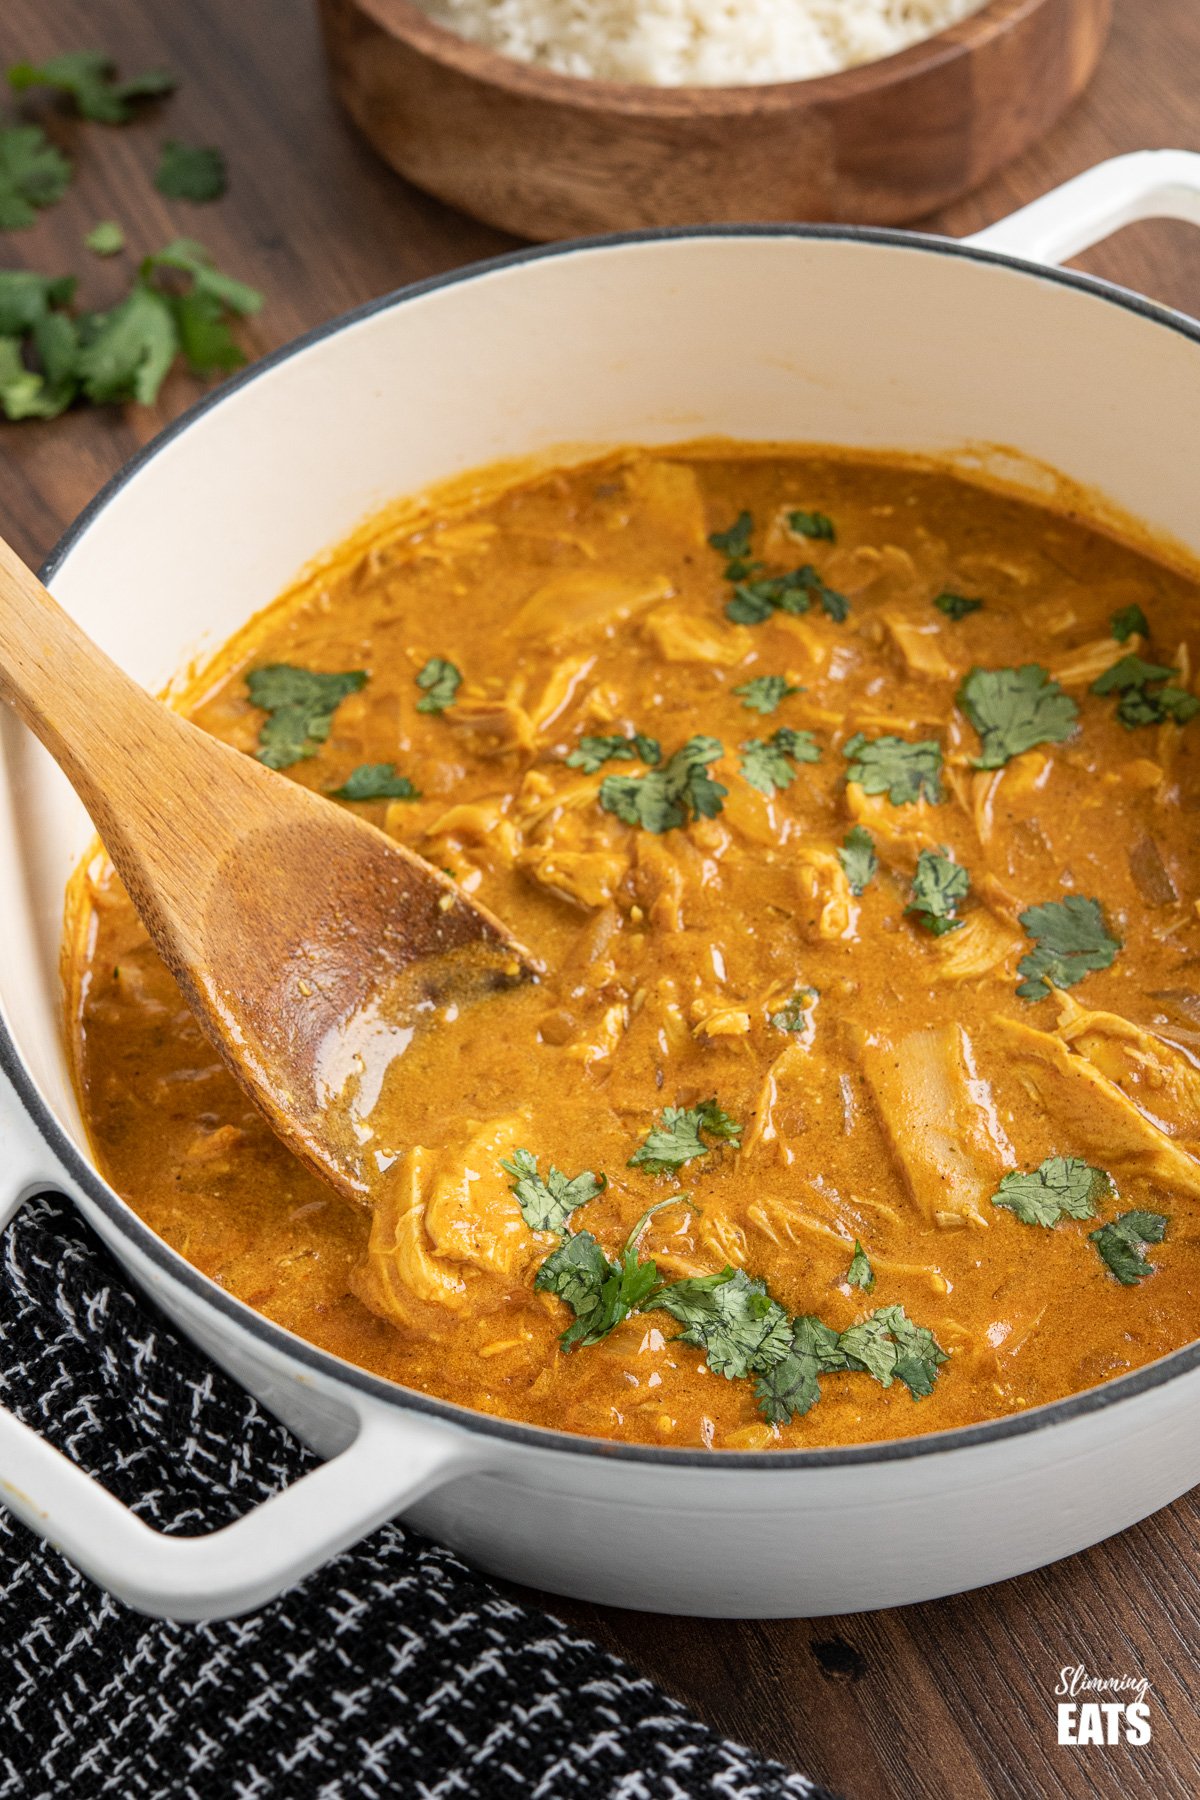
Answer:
0, 1193, 835, 1800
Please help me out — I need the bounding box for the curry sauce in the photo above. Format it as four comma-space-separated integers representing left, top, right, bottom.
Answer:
65, 446, 1200, 1449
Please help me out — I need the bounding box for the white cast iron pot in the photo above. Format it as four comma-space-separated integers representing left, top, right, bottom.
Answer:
4, 153, 1200, 1624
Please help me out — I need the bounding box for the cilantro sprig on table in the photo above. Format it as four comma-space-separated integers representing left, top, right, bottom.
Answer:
600, 736, 727, 833
247, 664, 367, 770
907, 848, 969, 937
843, 733, 942, 805
0, 123, 71, 229
8, 51, 175, 123
957, 664, 1078, 768
739, 726, 820, 797
1016, 896, 1121, 1002
1091, 653, 1199, 728
0, 240, 262, 418
567, 732, 660, 774
628, 1099, 742, 1174
156, 140, 227, 203
990, 1156, 1112, 1227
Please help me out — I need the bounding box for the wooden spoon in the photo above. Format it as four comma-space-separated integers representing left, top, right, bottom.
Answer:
0, 533, 538, 1205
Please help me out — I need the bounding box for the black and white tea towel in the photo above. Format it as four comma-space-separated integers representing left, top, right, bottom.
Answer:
0, 1193, 837, 1800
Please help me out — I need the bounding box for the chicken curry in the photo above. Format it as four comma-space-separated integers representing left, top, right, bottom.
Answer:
65, 444, 1200, 1451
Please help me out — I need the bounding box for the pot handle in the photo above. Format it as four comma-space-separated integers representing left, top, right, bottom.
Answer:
966, 149, 1200, 267
0, 1163, 476, 1620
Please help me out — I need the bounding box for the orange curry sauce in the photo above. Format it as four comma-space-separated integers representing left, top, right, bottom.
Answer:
64, 447, 1200, 1450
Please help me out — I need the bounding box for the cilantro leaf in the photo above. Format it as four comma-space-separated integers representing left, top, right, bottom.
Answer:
327, 763, 420, 802
733, 675, 800, 716
739, 726, 820, 797
846, 1241, 874, 1292
934, 591, 983, 620
957, 665, 1078, 768
628, 1098, 741, 1174
566, 732, 660, 773
770, 988, 818, 1033
991, 1156, 1112, 1226
535, 1231, 660, 1350
0, 271, 75, 333
843, 733, 942, 805
76, 283, 175, 404
1110, 604, 1149, 644
1016, 896, 1121, 1002
1090, 1210, 1168, 1285
600, 735, 727, 833
787, 508, 835, 542
9, 52, 175, 123
1091, 653, 1199, 728
653, 1268, 793, 1380
415, 656, 462, 714
726, 565, 816, 625
155, 140, 227, 203
838, 1304, 948, 1398
754, 1315, 847, 1425
0, 124, 71, 229
144, 239, 263, 317
838, 824, 877, 895
246, 664, 367, 770
0, 336, 66, 419
709, 510, 753, 563
500, 1147, 605, 1233
85, 220, 124, 257
907, 848, 969, 936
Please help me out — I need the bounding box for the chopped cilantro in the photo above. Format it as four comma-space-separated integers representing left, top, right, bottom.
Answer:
1091, 653, 1199, 728
155, 140, 227, 203
652, 1268, 793, 1381
754, 1315, 846, 1425
246, 664, 367, 770
8, 52, 174, 123
838, 824, 877, 895
415, 656, 462, 714
76, 283, 175, 404
726, 564, 848, 626
534, 1199, 678, 1351
1090, 1210, 1168, 1285
934, 591, 983, 620
327, 763, 420, 802
739, 726, 820, 797
709, 511, 752, 556
566, 732, 660, 773
500, 1147, 605, 1233
907, 848, 969, 936
846, 1241, 874, 1292
0, 271, 75, 334
843, 733, 942, 805
733, 675, 800, 716
837, 1305, 948, 1398
1110, 604, 1149, 644
957, 665, 1078, 768
1016, 896, 1121, 1002
84, 220, 124, 257
787, 508, 835, 542
0, 273, 78, 419
770, 988, 818, 1033
628, 1098, 742, 1175
991, 1156, 1112, 1226
600, 735, 727, 832
0, 124, 71, 230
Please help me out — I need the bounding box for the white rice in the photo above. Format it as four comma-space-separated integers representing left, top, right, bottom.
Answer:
414, 0, 988, 86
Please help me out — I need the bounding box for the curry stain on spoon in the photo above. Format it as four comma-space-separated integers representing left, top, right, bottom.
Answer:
0, 531, 538, 1206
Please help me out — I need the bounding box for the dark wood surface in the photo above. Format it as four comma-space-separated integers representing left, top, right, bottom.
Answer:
1, 2, 1198, 1795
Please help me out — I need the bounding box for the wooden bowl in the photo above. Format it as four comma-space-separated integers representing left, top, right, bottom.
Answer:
317, 0, 1112, 240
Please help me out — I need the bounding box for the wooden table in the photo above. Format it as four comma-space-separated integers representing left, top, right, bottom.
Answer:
2, 3, 1198, 1794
